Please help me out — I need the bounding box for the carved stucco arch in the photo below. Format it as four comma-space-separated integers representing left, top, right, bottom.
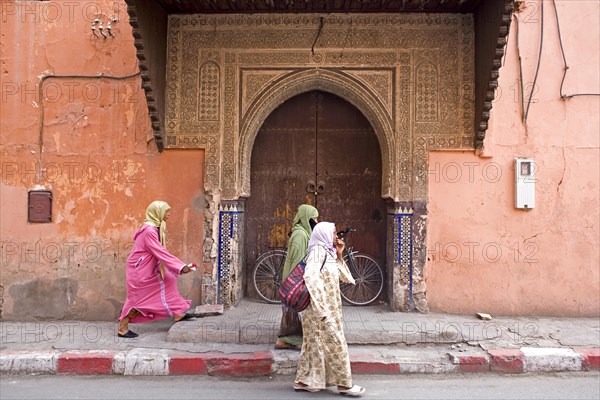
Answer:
238, 68, 396, 200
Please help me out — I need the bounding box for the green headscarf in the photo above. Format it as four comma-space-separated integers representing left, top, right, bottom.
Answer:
281, 204, 319, 280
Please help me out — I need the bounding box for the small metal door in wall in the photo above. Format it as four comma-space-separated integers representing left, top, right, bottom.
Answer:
245, 91, 386, 299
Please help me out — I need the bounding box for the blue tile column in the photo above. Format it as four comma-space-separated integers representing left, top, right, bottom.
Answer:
397, 208, 414, 311
388, 204, 414, 311
218, 201, 244, 306
387, 199, 429, 313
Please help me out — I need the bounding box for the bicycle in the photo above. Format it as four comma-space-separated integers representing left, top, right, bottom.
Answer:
336, 227, 385, 306
252, 249, 286, 304
252, 227, 384, 306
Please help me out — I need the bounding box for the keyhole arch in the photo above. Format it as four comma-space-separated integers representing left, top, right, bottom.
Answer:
238, 68, 396, 201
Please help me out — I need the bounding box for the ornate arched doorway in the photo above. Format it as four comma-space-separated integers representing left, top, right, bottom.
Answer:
245, 90, 387, 301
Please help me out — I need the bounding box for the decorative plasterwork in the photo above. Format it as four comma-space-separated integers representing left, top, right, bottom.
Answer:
165, 13, 475, 201
241, 70, 294, 123
346, 70, 395, 119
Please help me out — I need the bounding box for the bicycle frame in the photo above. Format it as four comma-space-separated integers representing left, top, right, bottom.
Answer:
343, 247, 360, 280
337, 227, 385, 305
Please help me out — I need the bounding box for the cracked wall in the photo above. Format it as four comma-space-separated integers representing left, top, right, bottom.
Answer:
0, 0, 206, 320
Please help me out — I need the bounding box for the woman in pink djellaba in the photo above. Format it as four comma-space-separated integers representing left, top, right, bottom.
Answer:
117, 200, 196, 338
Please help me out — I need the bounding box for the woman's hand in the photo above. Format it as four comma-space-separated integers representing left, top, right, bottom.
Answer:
182, 263, 197, 274
334, 237, 345, 261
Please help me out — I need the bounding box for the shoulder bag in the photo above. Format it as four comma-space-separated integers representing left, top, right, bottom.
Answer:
279, 254, 327, 313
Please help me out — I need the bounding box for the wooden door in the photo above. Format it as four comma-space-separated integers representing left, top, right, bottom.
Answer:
245, 91, 386, 299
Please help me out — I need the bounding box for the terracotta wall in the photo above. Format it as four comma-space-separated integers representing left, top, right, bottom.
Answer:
0, 0, 206, 320
426, 0, 599, 316
2, 0, 597, 320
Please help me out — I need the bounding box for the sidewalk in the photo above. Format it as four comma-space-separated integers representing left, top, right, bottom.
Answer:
1, 300, 598, 376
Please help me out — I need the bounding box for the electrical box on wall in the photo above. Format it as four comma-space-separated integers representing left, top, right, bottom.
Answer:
515, 158, 535, 209
28, 190, 52, 222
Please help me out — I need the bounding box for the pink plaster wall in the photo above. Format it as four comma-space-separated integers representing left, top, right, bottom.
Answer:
0, 1, 206, 320
426, 0, 600, 316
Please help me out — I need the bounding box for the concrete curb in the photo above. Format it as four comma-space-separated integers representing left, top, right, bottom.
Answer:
1, 348, 598, 376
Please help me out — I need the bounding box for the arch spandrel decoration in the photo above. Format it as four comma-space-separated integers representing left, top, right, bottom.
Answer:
241, 70, 296, 118
345, 70, 395, 120
238, 68, 396, 201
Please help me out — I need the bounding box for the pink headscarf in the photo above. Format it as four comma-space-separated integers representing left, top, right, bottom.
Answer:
307, 222, 336, 256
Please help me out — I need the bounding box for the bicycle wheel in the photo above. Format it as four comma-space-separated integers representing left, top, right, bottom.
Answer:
340, 253, 384, 306
253, 250, 286, 304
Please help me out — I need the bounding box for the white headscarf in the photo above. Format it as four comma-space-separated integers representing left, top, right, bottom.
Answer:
307, 222, 336, 256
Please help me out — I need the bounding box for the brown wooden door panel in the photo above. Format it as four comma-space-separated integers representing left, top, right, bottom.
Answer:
246, 92, 317, 298
245, 90, 386, 300
314, 92, 386, 265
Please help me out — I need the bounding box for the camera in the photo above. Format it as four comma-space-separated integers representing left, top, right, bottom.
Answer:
336, 227, 355, 239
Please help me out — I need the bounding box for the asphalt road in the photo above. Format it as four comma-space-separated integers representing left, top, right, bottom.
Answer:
1, 373, 599, 400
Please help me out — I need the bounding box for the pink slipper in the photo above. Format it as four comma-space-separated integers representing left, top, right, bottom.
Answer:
338, 385, 366, 397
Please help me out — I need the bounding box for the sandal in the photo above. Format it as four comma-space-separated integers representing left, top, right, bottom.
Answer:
175, 313, 197, 322
274, 340, 297, 350
293, 383, 320, 393
338, 385, 366, 397
117, 330, 139, 338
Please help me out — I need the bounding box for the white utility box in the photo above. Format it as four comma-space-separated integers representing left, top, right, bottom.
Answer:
515, 158, 535, 209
